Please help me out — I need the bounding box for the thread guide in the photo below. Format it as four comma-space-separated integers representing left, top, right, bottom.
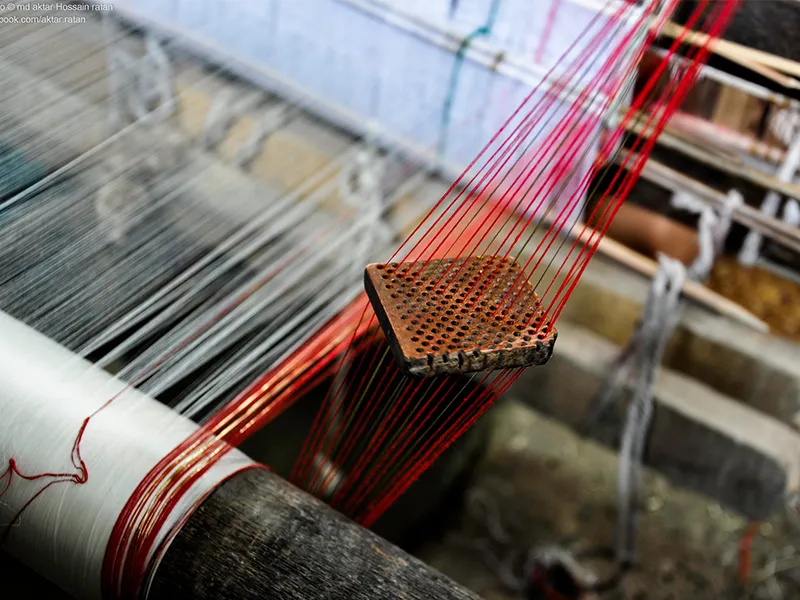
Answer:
364, 256, 557, 377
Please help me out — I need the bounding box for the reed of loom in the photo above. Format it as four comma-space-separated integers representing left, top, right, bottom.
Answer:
0, 310, 478, 600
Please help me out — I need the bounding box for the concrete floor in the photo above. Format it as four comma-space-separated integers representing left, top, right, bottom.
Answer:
417, 399, 800, 600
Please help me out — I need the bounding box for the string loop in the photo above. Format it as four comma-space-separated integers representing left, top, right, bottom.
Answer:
106, 28, 175, 131
670, 188, 739, 281
234, 104, 296, 169
339, 144, 392, 268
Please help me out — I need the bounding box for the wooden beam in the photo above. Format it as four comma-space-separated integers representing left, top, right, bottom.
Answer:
660, 20, 800, 80
570, 225, 770, 333
149, 468, 481, 600
625, 116, 800, 200
625, 154, 800, 256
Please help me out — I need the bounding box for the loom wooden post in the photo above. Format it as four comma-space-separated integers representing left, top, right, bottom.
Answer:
148, 467, 479, 600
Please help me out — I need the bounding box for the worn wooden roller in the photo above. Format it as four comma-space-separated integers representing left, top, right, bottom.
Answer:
149, 467, 481, 600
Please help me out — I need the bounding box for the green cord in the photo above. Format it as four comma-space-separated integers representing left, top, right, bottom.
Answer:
438, 0, 502, 157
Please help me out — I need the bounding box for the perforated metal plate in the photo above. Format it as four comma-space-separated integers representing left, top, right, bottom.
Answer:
364, 256, 557, 377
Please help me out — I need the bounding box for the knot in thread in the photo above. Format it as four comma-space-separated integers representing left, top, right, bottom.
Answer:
671, 189, 739, 281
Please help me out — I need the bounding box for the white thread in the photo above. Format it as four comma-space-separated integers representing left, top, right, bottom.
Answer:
0, 311, 253, 600
769, 106, 800, 149
670, 189, 739, 281
94, 164, 147, 245
784, 198, 800, 228
583, 250, 688, 569
93, 127, 189, 245
669, 191, 711, 273
339, 145, 392, 267
201, 88, 266, 152
234, 104, 296, 170
694, 208, 717, 280
615, 254, 686, 565
103, 0, 646, 177
716, 189, 742, 250
740, 129, 800, 267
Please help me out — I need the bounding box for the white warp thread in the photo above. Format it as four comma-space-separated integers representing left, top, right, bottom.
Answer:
106, 30, 176, 131
339, 145, 392, 270
769, 106, 800, 149
670, 188, 740, 281
614, 254, 685, 565
784, 198, 800, 228
740, 127, 800, 267
0, 311, 253, 600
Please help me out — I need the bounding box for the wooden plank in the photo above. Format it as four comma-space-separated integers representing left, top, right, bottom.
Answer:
660, 21, 800, 80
